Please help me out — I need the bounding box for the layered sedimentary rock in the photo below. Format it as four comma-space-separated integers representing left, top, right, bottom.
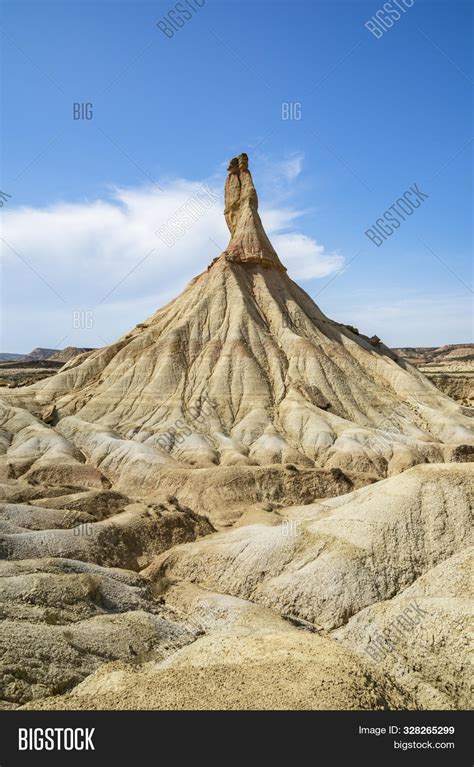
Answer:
223, 153, 286, 271
0, 153, 472, 711
144, 464, 473, 631
0, 156, 471, 507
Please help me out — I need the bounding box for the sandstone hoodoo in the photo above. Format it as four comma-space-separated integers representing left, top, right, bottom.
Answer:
221, 153, 286, 271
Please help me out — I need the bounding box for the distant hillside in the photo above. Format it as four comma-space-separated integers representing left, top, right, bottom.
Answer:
48, 347, 96, 363
0, 347, 96, 388
0, 353, 24, 362
392, 344, 474, 366
393, 344, 473, 407
18, 348, 60, 362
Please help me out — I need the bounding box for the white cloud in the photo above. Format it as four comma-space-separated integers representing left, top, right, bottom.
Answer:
273, 233, 344, 280
0, 171, 343, 352
276, 153, 304, 183
257, 152, 305, 199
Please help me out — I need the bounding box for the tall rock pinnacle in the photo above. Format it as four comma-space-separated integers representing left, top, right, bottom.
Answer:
222, 153, 287, 272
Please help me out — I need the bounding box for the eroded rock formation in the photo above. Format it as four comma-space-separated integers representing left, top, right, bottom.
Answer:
0, 153, 472, 711
222, 153, 286, 271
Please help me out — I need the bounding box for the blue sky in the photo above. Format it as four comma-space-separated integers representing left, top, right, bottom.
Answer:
1, 0, 472, 353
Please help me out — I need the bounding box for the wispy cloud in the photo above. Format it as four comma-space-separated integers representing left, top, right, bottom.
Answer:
257, 152, 305, 200
277, 153, 304, 183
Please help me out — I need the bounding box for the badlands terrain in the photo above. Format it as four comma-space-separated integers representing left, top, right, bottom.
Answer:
0, 154, 472, 710
393, 344, 473, 407
3, 343, 472, 407
0, 347, 95, 388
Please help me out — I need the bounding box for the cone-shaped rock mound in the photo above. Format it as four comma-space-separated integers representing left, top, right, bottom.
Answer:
1, 154, 472, 512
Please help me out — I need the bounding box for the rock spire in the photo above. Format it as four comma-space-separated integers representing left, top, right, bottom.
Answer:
221, 153, 286, 272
